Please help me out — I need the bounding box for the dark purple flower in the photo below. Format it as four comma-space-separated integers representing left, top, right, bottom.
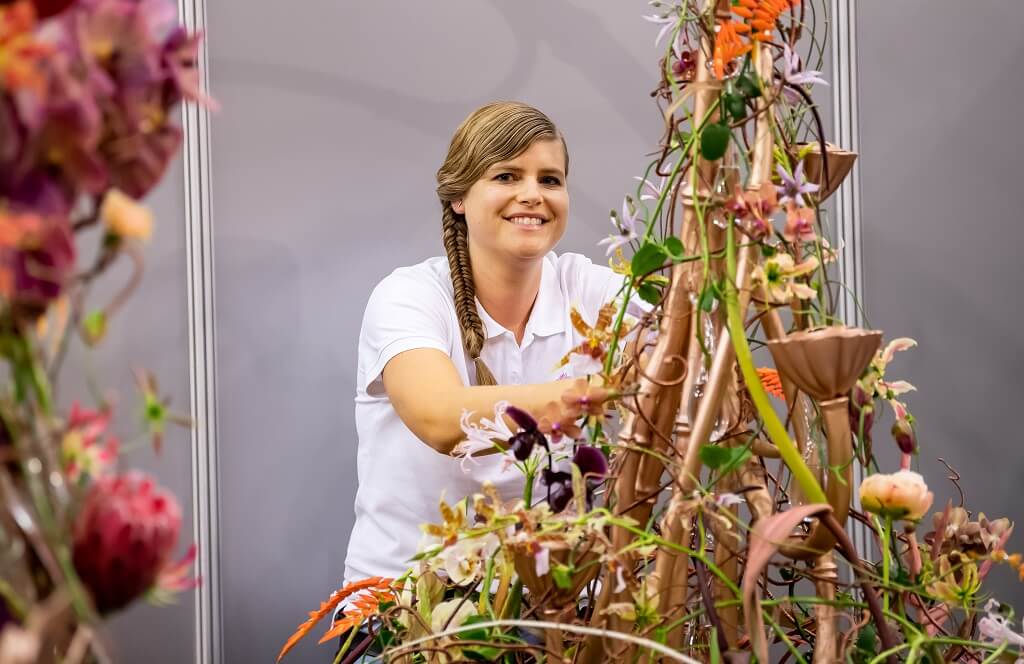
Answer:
509, 430, 546, 462
573, 445, 608, 481
505, 405, 538, 432
541, 469, 573, 513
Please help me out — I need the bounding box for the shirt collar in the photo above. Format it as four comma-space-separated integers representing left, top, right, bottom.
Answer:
476, 253, 565, 341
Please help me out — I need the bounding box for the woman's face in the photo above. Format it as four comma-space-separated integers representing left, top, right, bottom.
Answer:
453, 138, 568, 266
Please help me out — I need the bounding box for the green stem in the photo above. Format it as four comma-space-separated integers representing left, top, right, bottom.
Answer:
724, 220, 826, 504
878, 515, 892, 614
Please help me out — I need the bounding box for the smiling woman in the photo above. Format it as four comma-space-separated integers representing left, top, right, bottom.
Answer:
341, 102, 624, 594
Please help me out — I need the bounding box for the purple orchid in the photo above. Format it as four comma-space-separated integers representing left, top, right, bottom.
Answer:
541, 468, 573, 513
781, 44, 829, 104
642, 13, 677, 47
775, 160, 819, 207
505, 405, 548, 461
597, 196, 641, 256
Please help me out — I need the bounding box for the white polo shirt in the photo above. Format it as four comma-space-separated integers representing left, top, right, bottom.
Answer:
343, 251, 623, 583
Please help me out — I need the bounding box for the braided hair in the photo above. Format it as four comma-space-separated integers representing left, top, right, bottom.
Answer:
435, 102, 568, 386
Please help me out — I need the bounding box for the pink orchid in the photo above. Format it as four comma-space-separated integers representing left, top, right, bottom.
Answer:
782, 201, 816, 243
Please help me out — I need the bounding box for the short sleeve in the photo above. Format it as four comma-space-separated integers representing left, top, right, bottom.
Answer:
568, 253, 652, 324
568, 254, 628, 320
358, 269, 453, 396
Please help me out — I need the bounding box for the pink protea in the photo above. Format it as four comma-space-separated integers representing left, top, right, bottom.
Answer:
72, 471, 185, 613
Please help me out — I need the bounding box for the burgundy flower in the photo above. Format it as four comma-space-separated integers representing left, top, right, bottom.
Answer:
505, 405, 549, 461
573, 445, 608, 481
0, 0, 79, 19
541, 469, 573, 513
160, 26, 218, 110
72, 471, 184, 613
0, 212, 75, 318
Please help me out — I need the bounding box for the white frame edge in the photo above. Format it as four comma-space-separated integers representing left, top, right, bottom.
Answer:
829, 0, 870, 561
178, 0, 221, 661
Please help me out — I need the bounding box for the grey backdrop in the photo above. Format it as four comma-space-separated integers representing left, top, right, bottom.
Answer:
94, 2, 1023, 663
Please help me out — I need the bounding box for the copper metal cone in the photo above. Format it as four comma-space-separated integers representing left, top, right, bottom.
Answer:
512, 540, 599, 608
796, 142, 857, 203
766, 327, 882, 401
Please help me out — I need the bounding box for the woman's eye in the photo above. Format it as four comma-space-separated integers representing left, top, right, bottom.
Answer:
494, 173, 515, 182
542, 176, 563, 186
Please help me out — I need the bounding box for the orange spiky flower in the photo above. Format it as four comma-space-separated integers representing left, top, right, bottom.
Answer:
732, 0, 798, 41
317, 584, 398, 645
713, 20, 751, 79
757, 367, 785, 399
276, 576, 394, 662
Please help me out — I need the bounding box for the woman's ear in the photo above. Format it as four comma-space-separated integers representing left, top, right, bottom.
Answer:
452, 200, 465, 215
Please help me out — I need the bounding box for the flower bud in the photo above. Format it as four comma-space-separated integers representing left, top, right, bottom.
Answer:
891, 418, 917, 455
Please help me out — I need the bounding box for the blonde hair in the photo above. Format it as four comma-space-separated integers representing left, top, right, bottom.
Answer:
436, 101, 568, 386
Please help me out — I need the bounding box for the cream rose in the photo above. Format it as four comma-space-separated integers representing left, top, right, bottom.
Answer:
859, 470, 934, 521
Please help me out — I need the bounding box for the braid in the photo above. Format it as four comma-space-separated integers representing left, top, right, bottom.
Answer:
441, 204, 497, 386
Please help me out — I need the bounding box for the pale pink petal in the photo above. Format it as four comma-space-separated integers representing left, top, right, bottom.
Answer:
880, 337, 917, 365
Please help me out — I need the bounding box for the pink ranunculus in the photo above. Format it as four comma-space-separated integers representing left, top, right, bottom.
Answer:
859, 470, 934, 522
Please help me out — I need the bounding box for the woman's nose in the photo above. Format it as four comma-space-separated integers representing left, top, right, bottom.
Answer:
516, 178, 543, 205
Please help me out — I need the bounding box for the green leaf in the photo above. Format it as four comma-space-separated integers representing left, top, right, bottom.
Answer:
459, 615, 490, 642
723, 92, 746, 122
663, 236, 684, 260
709, 627, 722, 663
699, 123, 731, 161
465, 646, 503, 661
551, 563, 572, 590
699, 444, 751, 475
637, 282, 662, 306
698, 287, 715, 313
631, 243, 667, 277
736, 73, 762, 99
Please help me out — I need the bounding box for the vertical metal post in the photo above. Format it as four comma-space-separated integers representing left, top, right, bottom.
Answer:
829, 0, 871, 563
177, 0, 221, 660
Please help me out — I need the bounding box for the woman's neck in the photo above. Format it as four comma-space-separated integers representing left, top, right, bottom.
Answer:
472, 258, 543, 345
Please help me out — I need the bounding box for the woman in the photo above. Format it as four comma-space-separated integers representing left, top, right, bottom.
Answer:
343, 101, 623, 588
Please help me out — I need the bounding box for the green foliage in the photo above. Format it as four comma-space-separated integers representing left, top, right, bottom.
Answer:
699, 444, 751, 476
631, 243, 668, 277
700, 122, 731, 161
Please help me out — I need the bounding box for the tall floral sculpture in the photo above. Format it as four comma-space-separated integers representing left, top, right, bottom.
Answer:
283, 1, 1020, 662
0, 0, 209, 661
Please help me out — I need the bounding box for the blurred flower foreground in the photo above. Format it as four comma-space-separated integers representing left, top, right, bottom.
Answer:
0, 0, 212, 661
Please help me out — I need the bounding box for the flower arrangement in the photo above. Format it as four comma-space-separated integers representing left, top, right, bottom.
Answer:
0, 0, 210, 660
282, 1, 1019, 662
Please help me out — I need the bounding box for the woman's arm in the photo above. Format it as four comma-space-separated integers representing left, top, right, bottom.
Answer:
382, 347, 579, 455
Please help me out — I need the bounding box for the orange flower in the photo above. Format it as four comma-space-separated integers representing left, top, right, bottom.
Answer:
0, 2, 51, 97
713, 20, 751, 79
318, 584, 397, 645
276, 576, 394, 662
561, 378, 612, 418
537, 401, 583, 443
756, 367, 784, 399
732, 0, 797, 41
